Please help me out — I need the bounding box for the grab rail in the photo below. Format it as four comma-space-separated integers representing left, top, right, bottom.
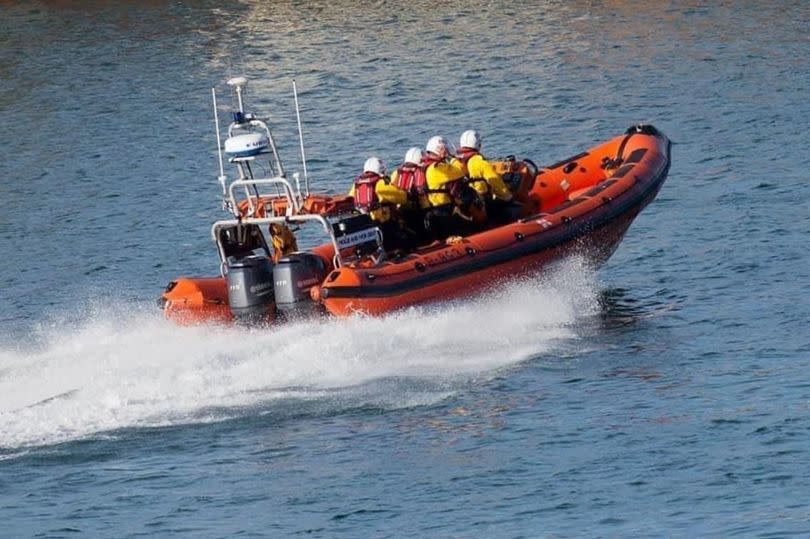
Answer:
211, 214, 343, 271
228, 177, 301, 217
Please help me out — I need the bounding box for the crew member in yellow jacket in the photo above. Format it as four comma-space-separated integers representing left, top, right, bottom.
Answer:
456, 130, 512, 201
422, 136, 483, 240
349, 156, 408, 251
456, 129, 515, 224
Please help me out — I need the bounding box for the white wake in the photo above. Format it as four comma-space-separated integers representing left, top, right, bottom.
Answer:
0, 258, 600, 449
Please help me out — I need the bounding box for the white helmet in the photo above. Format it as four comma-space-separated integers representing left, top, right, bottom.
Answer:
363, 156, 386, 176
404, 147, 423, 165
460, 129, 481, 151
426, 136, 449, 158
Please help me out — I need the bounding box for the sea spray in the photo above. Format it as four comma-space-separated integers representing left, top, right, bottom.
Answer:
0, 258, 600, 449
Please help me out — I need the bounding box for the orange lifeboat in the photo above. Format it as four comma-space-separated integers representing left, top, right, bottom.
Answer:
160, 125, 671, 325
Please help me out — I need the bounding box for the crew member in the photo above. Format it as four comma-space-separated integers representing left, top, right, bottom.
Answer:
349, 157, 407, 251
423, 136, 481, 240
457, 130, 514, 224
390, 147, 428, 246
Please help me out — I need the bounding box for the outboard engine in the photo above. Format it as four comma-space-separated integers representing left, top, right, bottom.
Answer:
226, 253, 276, 324
273, 253, 328, 319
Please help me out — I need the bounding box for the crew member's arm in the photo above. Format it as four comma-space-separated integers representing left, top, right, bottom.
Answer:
375, 180, 408, 206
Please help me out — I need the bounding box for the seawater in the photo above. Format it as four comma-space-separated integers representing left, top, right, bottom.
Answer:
1, 1, 809, 537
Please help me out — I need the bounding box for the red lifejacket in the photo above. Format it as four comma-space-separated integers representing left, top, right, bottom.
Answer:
353, 172, 382, 212
456, 148, 479, 172
393, 164, 427, 196
422, 153, 443, 167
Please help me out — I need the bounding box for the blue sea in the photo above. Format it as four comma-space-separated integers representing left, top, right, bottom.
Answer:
1, 1, 809, 537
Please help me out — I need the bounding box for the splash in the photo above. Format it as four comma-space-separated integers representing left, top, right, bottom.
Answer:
0, 258, 600, 449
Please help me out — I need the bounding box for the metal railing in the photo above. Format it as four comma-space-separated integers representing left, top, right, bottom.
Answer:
227, 177, 301, 217
211, 214, 342, 274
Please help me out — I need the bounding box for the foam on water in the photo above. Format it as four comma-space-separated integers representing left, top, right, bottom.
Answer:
0, 259, 600, 449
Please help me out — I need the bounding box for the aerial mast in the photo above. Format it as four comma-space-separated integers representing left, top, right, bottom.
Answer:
293, 79, 311, 197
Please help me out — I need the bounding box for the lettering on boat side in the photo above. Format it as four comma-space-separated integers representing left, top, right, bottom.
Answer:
336, 228, 379, 249
423, 250, 458, 266
536, 218, 553, 229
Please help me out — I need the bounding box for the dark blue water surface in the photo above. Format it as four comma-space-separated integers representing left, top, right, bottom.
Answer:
2, 1, 809, 537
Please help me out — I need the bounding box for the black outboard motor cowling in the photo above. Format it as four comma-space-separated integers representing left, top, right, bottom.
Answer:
226, 254, 276, 324
273, 253, 328, 319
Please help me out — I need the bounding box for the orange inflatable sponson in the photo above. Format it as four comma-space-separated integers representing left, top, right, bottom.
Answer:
159, 277, 232, 325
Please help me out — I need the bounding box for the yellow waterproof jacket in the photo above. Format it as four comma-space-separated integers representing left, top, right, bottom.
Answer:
464, 153, 513, 201
349, 177, 407, 222
425, 159, 467, 207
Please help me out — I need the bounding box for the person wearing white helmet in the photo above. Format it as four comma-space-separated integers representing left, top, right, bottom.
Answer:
422, 136, 465, 209
348, 156, 407, 251
457, 130, 515, 225
422, 136, 483, 240
457, 130, 513, 203
390, 147, 428, 208
389, 147, 429, 247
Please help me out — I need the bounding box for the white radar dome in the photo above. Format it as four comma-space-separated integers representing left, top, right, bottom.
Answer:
224, 132, 268, 158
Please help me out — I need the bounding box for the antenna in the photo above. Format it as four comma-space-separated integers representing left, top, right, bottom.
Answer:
292, 79, 311, 197
227, 76, 248, 124
293, 172, 302, 202
211, 87, 228, 208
